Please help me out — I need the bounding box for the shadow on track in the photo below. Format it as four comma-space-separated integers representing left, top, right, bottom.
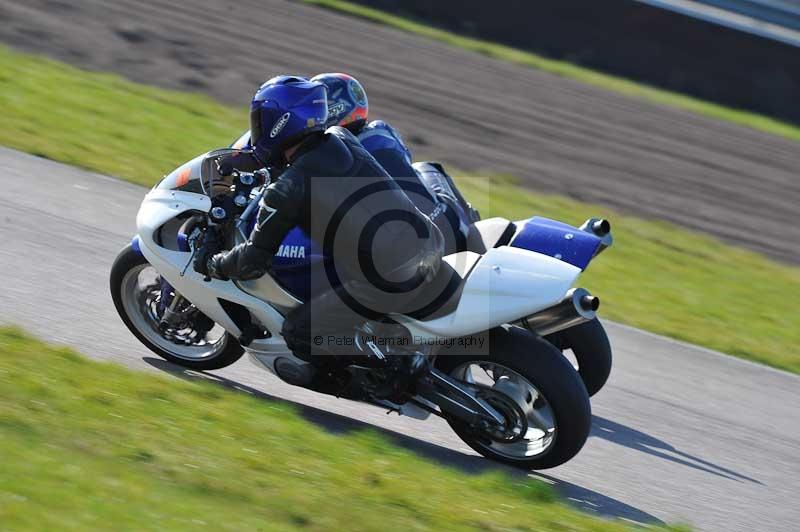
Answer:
143, 356, 665, 526
591, 415, 762, 484
530, 472, 668, 525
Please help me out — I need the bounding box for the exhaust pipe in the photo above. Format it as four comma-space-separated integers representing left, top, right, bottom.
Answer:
579, 217, 613, 256
518, 288, 599, 336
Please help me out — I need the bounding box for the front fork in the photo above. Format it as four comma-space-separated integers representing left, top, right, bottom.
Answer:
159, 286, 185, 329
132, 234, 186, 328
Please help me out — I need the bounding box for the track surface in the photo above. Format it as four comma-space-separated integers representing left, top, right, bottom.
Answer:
1, 0, 799, 263
1, 148, 798, 530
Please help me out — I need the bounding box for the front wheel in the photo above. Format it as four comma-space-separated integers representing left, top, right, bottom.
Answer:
110, 244, 244, 370
436, 326, 591, 470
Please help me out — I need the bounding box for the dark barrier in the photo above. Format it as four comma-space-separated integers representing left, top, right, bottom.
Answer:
347, 0, 800, 124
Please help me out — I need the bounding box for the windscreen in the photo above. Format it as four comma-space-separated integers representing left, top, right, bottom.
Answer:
156, 153, 206, 194
200, 148, 262, 197
157, 149, 261, 197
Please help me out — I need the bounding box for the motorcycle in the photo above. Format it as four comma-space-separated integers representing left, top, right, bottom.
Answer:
110, 148, 614, 469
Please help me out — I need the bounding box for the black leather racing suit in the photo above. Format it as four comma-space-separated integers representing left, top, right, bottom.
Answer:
356, 121, 472, 254
209, 126, 444, 358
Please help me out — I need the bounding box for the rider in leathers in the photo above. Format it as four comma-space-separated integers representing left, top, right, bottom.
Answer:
232, 73, 477, 255
308, 74, 479, 246
201, 76, 445, 366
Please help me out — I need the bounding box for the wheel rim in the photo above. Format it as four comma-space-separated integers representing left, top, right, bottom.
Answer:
450, 361, 557, 460
120, 263, 228, 361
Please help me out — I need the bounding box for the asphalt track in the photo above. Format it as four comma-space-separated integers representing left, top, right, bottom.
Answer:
1, 147, 798, 530
1, 0, 799, 263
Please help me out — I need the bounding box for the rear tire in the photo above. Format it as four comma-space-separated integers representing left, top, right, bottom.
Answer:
435, 326, 591, 470
110, 244, 244, 370
546, 318, 612, 397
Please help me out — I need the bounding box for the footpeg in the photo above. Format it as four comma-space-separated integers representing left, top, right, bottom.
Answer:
364, 339, 387, 365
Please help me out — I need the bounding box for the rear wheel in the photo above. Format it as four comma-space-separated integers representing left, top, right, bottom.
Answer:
110, 244, 244, 370
436, 326, 591, 469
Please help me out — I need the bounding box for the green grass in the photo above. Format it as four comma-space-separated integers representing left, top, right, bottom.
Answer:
303, 0, 800, 144
0, 46, 247, 182
0, 44, 798, 373
0, 328, 647, 531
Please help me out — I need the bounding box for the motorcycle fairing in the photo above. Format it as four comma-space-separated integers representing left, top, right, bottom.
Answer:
136, 188, 289, 344
131, 234, 143, 256
137, 186, 582, 347
398, 245, 581, 339
252, 215, 598, 302
510, 216, 601, 270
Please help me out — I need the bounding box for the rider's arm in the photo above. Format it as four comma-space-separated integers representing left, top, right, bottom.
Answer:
369, 147, 418, 179
358, 120, 417, 178
207, 168, 305, 280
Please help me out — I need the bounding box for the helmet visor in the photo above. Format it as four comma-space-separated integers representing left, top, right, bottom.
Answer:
249, 105, 264, 149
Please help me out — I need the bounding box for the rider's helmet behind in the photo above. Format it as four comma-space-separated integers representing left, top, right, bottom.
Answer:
310, 73, 368, 132
250, 75, 329, 165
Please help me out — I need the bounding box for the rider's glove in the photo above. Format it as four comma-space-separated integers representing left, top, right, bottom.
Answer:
193, 229, 221, 279
206, 241, 272, 281
205, 252, 229, 281
192, 247, 213, 278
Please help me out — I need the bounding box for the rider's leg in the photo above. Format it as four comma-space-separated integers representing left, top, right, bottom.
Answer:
413, 162, 480, 223
281, 282, 381, 362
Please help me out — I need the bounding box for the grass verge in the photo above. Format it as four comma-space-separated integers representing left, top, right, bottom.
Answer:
0, 327, 644, 530
303, 0, 800, 144
0, 46, 247, 181
1, 44, 798, 373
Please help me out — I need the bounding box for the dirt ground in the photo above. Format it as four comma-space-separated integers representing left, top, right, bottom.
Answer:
1, 0, 797, 262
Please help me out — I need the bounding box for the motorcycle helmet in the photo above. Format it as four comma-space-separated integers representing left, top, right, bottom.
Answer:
310, 72, 368, 131
249, 75, 328, 165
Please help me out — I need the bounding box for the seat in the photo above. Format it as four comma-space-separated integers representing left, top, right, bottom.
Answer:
466, 218, 516, 253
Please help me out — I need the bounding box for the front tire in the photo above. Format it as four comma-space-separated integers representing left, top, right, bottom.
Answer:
435, 326, 591, 470
110, 244, 244, 370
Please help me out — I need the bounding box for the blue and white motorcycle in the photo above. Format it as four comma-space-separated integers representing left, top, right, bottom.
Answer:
110, 149, 613, 469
